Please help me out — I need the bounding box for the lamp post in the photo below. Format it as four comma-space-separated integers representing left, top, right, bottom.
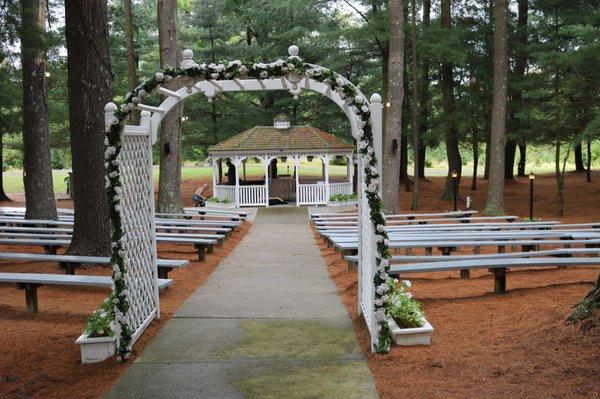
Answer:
451, 170, 458, 211
529, 172, 535, 220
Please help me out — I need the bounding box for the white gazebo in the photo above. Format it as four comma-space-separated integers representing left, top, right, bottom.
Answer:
208, 116, 355, 207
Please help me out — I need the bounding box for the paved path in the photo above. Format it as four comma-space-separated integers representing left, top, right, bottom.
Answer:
107, 207, 378, 399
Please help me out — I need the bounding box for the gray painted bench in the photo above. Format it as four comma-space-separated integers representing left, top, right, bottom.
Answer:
0, 272, 172, 313
0, 252, 189, 278
387, 257, 600, 294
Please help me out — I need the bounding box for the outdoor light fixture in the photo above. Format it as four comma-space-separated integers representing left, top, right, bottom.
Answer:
451, 170, 458, 211
307, 156, 314, 162
529, 172, 535, 220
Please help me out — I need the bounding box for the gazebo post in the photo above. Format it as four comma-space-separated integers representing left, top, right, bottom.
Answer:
294, 156, 300, 206
234, 156, 240, 207
263, 157, 270, 207
347, 154, 354, 188
323, 155, 331, 204
212, 159, 218, 197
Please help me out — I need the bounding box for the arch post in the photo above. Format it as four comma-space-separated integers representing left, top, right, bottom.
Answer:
369, 94, 384, 183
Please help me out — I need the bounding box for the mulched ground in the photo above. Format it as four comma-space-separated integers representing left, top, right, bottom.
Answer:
0, 183, 250, 399
316, 171, 600, 399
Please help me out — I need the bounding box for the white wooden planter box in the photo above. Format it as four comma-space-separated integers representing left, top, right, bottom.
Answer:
204, 202, 236, 209
388, 317, 434, 346
327, 200, 358, 208
76, 332, 116, 364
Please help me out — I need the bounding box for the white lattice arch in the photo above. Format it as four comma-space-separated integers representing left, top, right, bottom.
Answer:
105, 45, 384, 355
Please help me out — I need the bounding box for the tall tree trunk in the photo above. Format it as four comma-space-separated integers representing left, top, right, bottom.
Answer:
156, 0, 183, 213
20, 0, 57, 220
65, 0, 112, 255
517, 143, 527, 176
574, 143, 585, 172
382, 0, 405, 213
417, 0, 430, 179
586, 138, 592, 182
441, 0, 461, 200
484, 0, 508, 215
0, 134, 10, 201
124, 0, 140, 125
484, 133, 491, 179
555, 142, 570, 217
471, 128, 478, 191
515, 0, 528, 178
504, 140, 516, 179
410, 0, 419, 210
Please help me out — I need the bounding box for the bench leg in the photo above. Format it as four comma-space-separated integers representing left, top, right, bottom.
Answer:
207, 244, 214, 254
347, 260, 358, 271
460, 269, 470, 279
425, 247, 432, 255
498, 245, 506, 254
195, 244, 207, 261
44, 245, 58, 255
158, 267, 172, 279
490, 268, 507, 294
58, 261, 78, 275
17, 283, 41, 313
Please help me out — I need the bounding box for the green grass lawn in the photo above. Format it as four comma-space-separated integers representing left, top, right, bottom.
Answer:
1, 163, 595, 194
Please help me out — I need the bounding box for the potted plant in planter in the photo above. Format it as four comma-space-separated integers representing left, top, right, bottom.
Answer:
386, 279, 434, 346
328, 193, 358, 207
76, 295, 117, 363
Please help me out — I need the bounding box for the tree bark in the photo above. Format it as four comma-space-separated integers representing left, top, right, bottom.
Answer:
574, 143, 585, 172
64, 0, 112, 256
441, 0, 461, 200
554, 141, 570, 217
410, 0, 419, 210
20, 0, 57, 220
382, 0, 405, 213
471, 128, 478, 191
586, 138, 592, 182
517, 143, 527, 176
484, 0, 508, 215
124, 0, 140, 125
417, 0, 430, 179
515, 0, 528, 178
504, 140, 516, 179
0, 134, 11, 201
156, 0, 183, 213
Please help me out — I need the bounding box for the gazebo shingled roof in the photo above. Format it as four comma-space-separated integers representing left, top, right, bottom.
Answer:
208, 126, 354, 154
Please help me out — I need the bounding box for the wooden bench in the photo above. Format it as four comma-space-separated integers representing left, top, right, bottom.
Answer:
387, 257, 600, 294
0, 272, 172, 313
0, 252, 189, 278
184, 207, 251, 218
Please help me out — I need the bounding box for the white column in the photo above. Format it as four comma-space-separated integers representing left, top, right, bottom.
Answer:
234, 156, 240, 207
294, 156, 300, 206
348, 154, 354, 194
323, 155, 331, 203
263, 157, 270, 207
212, 159, 218, 197
369, 93, 383, 191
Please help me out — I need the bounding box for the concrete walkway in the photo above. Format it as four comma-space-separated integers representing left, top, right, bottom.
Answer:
107, 207, 378, 399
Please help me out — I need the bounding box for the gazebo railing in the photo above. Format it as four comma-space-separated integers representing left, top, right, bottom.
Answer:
214, 185, 235, 202
298, 183, 327, 205
239, 185, 267, 206
329, 182, 353, 197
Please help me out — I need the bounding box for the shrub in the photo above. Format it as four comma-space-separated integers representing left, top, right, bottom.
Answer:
329, 193, 358, 202
207, 196, 231, 203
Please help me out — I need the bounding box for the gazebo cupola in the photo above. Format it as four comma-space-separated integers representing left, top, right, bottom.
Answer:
208, 117, 355, 207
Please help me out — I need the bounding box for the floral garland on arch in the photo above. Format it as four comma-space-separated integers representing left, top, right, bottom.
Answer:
104, 52, 393, 358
